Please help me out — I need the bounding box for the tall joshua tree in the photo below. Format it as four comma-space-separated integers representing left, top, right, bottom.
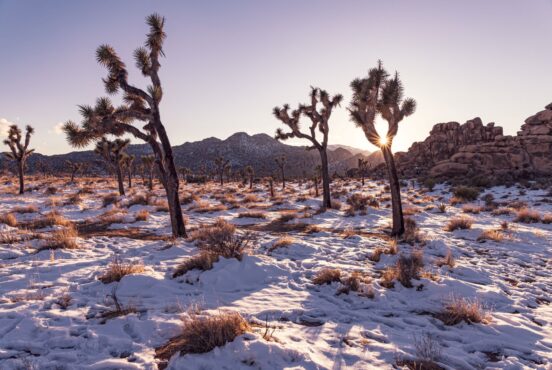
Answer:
244, 165, 254, 189
273, 87, 342, 209
66, 160, 86, 183
358, 158, 371, 186
274, 155, 287, 190
349, 61, 416, 236
3, 124, 34, 194
95, 138, 130, 196
214, 156, 230, 186
63, 14, 186, 237
141, 154, 156, 190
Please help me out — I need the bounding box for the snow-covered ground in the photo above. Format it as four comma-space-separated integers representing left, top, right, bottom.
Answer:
0, 176, 550, 369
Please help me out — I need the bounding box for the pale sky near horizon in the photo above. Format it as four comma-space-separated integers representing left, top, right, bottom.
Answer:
1, 0, 551, 155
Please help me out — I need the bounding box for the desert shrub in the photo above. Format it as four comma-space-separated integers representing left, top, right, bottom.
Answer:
243, 194, 260, 203
369, 247, 384, 262
0, 213, 17, 227
11, 205, 38, 214
386, 239, 399, 255
542, 213, 552, 224
135, 209, 149, 221
66, 193, 82, 205
98, 257, 145, 284
193, 219, 254, 260
435, 250, 455, 268
346, 193, 378, 211
337, 271, 373, 296
508, 200, 528, 210
268, 236, 294, 253
31, 211, 72, 229
437, 203, 447, 213
437, 296, 491, 325
45, 186, 57, 195
155, 312, 250, 363
403, 217, 424, 245
396, 250, 424, 288
312, 268, 341, 285
444, 216, 473, 231
102, 193, 119, 207
277, 213, 296, 223
173, 252, 218, 278
514, 208, 541, 223
40, 226, 79, 250
477, 229, 504, 242
452, 186, 479, 201
491, 207, 512, 216
237, 211, 266, 219
128, 194, 149, 207
423, 178, 436, 192
462, 204, 482, 214
379, 266, 397, 288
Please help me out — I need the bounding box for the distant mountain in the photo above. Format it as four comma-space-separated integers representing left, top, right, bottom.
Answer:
327, 144, 371, 156
7, 132, 376, 178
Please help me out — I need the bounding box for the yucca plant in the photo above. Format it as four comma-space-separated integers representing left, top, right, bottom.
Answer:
63, 14, 186, 237
274, 154, 287, 190
358, 158, 370, 186
141, 154, 156, 190
94, 138, 130, 196
121, 154, 135, 189
65, 160, 87, 183
244, 165, 254, 189
273, 87, 342, 209
3, 124, 34, 194
349, 61, 416, 236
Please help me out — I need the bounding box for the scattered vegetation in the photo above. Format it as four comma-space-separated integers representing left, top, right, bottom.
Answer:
444, 216, 473, 231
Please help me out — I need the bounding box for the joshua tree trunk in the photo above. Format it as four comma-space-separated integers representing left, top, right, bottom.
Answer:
280, 168, 285, 190
249, 175, 253, 189
128, 170, 132, 189
17, 161, 24, 195
219, 172, 224, 186
116, 164, 125, 196
155, 117, 187, 238
269, 178, 274, 197
319, 149, 331, 209
381, 145, 404, 236
148, 170, 154, 190
361, 173, 365, 186
314, 176, 319, 197
71, 170, 76, 183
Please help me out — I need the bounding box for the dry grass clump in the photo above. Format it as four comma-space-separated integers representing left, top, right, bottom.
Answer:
98, 257, 145, 284
45, 186, 58, 195
514, 208, 541, 223
243, 194, 261, 203
190, 200, 228, 213
542, 213, 552, 224
477, 229, 504, 242
172, 251, 218, 278
66, 193, 82, 205
31, 211, 72, 229
312, 268, 341, 285
268, 236, 294, 253
237, 211, 266, 219
102, 193, 119, 207
11, 205, 38, 214
403, 217, 425, 245
437, 203, 447, 213
444, 216, 473, 232
491, 207, 512, 216
435, 250, 455, 268
369, 247, 384, 262
396, 333, 443, 370
128, 194, 149, 207
396, 250, 424, 288
507, 200, 528, 210
39, 226, 79, 251
437, 296, 491, 325
98, 209, 128, 224
135, 209, 149, 221
337, 271, 373, 297
462, 204, 482, 214
346, 193, 378, 212
0, 212, 17, 227
341, 227, 356, 239
155, 312, 250, 366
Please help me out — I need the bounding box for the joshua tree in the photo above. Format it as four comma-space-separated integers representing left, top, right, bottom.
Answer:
358, 158, 371, 186
313, 164, 321, 197
273, 87, 342, 209
349, 61, 416, 236
141, 154, 156, 190
3, 124, 34, 194
94, 138, 130, 196
122, 154, 135, 189
66, 160, 87, 183
274, 154, 287, 189
214, 156, 230, 186
244, 165, 254, 189
63, 14, 186, 237
178, 167, 191, 183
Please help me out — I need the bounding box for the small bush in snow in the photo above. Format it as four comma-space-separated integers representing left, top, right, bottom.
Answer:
542, 213, 552, 224
99, 257, 145, 284
0, 212, 17, 227
173, 252, 218, 278
40, 226, 79, 251
477, 229, 504, 242
514, 208, 541, 223
437, 296, 491, 325
452, 186, 479, 201
444, 216, 473, 232
312, 268, 341, 285
135, 209, 149, 221
396, 250, 424, 288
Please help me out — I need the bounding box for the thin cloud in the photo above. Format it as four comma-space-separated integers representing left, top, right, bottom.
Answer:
53, 122, 64, 135
0, 118, 13, 137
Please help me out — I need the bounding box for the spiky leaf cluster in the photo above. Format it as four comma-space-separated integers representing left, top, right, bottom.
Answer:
3, 124, 35, 162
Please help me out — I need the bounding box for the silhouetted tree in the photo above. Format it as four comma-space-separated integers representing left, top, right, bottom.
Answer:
273, 87, 342, 209
179, 167, 191, 183
3, 124, 34, 194
122, 154, 135, 188
66, 160, 86, 183
94, 138, 129, 196
141, 154, 155, 190
358, 158, 371, 186
274, 155, 287, 189
214, 156, 230, 186
244, 165, 254, 189
63, 14, 186, 237
349, 61, 416, 236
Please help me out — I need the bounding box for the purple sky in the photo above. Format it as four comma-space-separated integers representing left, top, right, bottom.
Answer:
1, 0, 551, 154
